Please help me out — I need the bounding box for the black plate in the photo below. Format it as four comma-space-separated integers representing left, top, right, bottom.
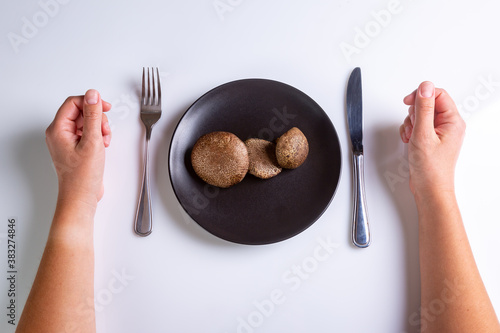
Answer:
168, 79, 341, 245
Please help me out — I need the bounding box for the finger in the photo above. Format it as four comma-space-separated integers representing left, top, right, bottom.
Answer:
403, 90, 417, 105
413, 81, 436, 137
399, 124, 406, 142
77, 100, 111, 138
102, 100, 112, 112
81, 89, 103, 143
399, 124, 409, 143
103, 134, 112, 147
101, 113, 111, 136
408, 105, 414, 115
403, 115, 413, 141
434, 88, 459, 115
101, 113, 112, 147
52, 96, 84, 129
408, 106, 415, 126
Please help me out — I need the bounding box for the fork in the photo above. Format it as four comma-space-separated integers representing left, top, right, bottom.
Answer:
135, 67, 162, 236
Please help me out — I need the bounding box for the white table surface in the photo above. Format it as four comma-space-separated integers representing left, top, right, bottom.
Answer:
1, 0, 500, 332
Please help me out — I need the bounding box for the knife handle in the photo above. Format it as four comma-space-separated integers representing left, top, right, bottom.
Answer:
352, 152, 370, 248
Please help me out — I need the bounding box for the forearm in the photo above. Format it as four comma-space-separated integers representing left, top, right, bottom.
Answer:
17, 197, 96, 333
416, 190, 500, 332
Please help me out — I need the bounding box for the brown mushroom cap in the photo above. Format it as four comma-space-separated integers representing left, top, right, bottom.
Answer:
275, 127, 309, 169
191, 131, 249, 188
244, 138, 282, 179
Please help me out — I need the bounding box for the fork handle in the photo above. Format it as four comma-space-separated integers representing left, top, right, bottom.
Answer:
135, 137, 153, 236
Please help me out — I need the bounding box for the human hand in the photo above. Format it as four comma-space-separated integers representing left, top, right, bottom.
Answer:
399, 81, 466, 196
45, 89, 112, 208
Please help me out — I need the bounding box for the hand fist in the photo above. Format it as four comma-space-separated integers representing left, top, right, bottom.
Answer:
45, 90, 112, 206
399, 81, 466, 196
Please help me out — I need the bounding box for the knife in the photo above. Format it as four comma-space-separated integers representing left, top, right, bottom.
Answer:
346, 67, 371, 248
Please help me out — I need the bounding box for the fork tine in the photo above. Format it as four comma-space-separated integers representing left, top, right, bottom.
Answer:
147, 68, 151, 105
152, 67, 156, 106
156, 68, 161, 106
141, 67, 146, 105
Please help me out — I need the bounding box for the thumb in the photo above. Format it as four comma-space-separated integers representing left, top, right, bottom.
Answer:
81, 89, 103, 143
413, 81, 436, 137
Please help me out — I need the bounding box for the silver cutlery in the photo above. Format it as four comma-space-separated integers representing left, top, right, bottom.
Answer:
346, 67, 370, 248
135, 67, 162, 236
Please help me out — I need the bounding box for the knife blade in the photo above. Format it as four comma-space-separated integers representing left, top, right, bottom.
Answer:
346, 67, 371, 248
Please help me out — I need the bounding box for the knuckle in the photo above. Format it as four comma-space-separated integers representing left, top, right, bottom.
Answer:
80, 134, 102, 150
418, 101, 434, 110
84, 108, 102, 120
64, 96, 78, 105
45, 124, 57, 141
418, 105, 435, 116
451, 118, 466, 135
459, 119, 466, 132
51, 131, 66, 144
437, 88, 452, 100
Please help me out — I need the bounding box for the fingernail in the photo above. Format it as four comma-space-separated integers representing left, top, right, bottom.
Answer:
410, 113, 415, 125
405, 125, 411, 139
104, 121, 110, 131
419, 82, 434, 98
85, 89, 99, 105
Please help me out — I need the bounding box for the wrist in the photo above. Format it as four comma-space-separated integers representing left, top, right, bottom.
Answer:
55, 192, 98, 223
414, 187, 457, 212
50, 193, 96, 247
57, 185, 99, 211
57, 195, 97, 212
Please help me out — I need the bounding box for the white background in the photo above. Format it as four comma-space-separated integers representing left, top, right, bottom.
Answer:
1, 0, 500, 332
